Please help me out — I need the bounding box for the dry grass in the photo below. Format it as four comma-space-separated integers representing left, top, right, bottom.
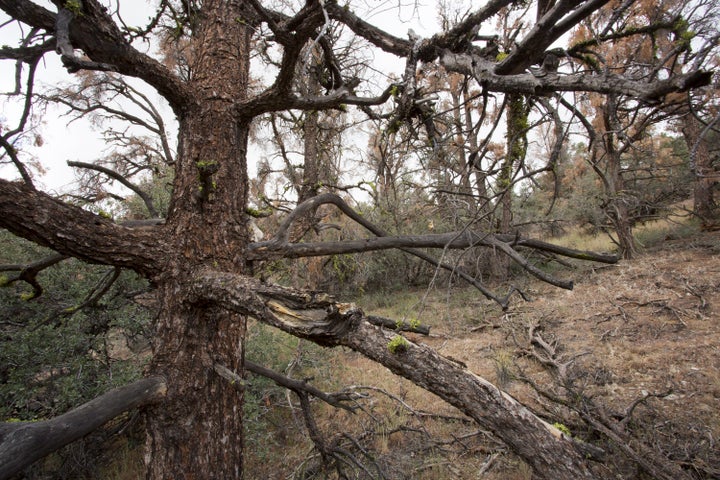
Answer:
311, 225, 720, 479
105, 222, 720, 479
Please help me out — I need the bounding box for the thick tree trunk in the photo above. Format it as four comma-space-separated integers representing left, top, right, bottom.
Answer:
143, 1, 252, 478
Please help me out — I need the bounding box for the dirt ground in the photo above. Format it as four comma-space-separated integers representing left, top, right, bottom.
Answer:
334, 230, 720, 479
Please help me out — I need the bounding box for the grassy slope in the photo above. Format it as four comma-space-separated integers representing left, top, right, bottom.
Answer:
101, 223, 720, 479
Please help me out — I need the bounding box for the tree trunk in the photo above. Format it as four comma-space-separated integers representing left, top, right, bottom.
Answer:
682, 115, 719, 230
493, 93, 528, 277
143, 1, 252, 477
602, 95, 636, 259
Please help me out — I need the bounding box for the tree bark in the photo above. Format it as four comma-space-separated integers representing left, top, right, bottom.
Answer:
602, 95, 636, 259
142, 1, 252, 478
682, 115, 719, 229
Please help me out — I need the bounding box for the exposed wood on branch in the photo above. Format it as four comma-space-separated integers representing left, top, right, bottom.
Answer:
191, 271, 602, 480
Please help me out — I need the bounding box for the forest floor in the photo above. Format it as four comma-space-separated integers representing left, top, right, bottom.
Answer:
101, 227, 720, 479
264, 228, 720, 480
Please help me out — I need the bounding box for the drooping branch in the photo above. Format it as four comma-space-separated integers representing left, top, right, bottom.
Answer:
189, 271, 602, 480
250, 193, 617, 308
32, 267, 122, 328
0, 376, 167, 480
0, 136, 34, 188
251, 195, 506, 307
239, 80, 397, 118
67, 161, 159, 217
249, 229, 616, 265
0, 179, 165, 277
0, 252, 68, 298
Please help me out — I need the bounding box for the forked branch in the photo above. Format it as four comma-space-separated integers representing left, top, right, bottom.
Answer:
249, 193, 618, 307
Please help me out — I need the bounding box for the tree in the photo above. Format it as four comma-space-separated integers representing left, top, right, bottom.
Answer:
563, 0, 719, 256
0, 0, 713, 479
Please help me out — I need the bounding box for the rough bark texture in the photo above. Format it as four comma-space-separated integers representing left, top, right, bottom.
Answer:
0, 179, 164, 276
142, 1, 252, 478
0, 0, 714, 478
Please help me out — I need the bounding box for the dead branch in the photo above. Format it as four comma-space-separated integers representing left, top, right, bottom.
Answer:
67, 161, 159, 217
244, 359, 362, 412
0, 252, 67, 298
249, 193, 617, 309
0, 376, 167, 480
32, 267, 122, 330
521, 322, 694, 480
192, 270, 606, 480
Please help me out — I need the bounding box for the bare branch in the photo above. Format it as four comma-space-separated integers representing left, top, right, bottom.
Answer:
0, 136, 34, 188
0, 376, 167, 480
0, 0, 191, 112
244, 359, 361, 412
0, 252, 67, 298
31, 267, 121, 329
67, 161, 159, 217
442, 51, 712, 101
496, 0, 610, 75
250, 193, 617, 308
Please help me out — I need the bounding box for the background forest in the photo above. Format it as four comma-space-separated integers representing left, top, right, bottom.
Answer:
1, 0, 719, 478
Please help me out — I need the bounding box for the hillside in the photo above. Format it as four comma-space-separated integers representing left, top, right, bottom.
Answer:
242, 229, 720, 479
86, 229, 720, 480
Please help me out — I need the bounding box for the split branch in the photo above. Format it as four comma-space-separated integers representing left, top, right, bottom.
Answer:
191, 270, 603, 480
